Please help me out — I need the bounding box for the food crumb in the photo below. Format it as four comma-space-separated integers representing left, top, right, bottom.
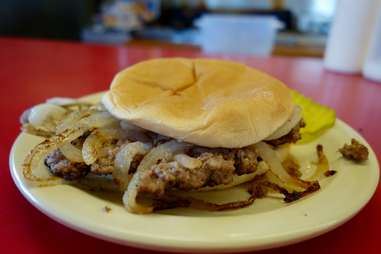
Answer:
339, 139, 369, 162
304, 213, 308, 216
104, 206, 112, 213
324, 170, 337, 177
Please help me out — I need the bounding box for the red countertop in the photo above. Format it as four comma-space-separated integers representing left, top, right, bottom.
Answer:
0, 38, 380, 254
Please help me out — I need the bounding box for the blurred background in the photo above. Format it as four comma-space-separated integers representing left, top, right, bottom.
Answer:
0, 0, 337, 57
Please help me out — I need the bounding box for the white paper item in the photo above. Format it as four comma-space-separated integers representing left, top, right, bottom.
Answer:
363, 6, 381, 82
324, 0, 381, 73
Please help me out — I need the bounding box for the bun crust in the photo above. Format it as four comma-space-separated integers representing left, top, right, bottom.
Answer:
103, 58, 293, 148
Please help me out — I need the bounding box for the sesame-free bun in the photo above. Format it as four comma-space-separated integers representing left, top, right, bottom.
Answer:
102, 58, 293, 148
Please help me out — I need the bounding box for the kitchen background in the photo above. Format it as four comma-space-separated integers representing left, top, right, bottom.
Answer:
0, 0, 336, 57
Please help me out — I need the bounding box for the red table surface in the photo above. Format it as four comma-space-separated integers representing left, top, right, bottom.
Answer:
0, 38, 380, 254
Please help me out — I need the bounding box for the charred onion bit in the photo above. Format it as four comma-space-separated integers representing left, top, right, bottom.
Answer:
324, 170, 337, 177
308, 144, 330, 180
282, 156, 302, 178
267, 181, 320, 203
282, 182, 320, 203
153, 194, 257, 212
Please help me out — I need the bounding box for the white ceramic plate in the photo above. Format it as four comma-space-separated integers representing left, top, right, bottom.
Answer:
10, 94, 379, 253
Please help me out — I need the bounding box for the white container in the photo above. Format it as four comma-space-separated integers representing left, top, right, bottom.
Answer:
324, 0, 381, 73
195, 14, 282, 56
205, 0, 271, 10
363, 5, 381, 82
81, 26, 131, 45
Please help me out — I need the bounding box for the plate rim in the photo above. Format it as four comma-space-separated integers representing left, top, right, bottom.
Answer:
9, 95, 380, 253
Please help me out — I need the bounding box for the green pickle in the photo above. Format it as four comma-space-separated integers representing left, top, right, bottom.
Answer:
291, 90, 336, 143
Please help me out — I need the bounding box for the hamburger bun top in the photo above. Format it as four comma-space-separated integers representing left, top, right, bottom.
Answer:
102, 58, 293, 148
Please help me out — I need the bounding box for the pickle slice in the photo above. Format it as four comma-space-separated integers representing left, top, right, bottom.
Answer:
291, 90, 336, 143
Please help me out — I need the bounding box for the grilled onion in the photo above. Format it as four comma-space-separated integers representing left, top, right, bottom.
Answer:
174, 154, 202, 169
22, 123, 55, 138
23, 111, 118, 183
255, 142, 313, 189
265, 171, 304, 192
59, 143, 84, 163
82, 130, 104, 165
79, 111, 118, 129
255, 142, 294, 183
56, 110, 90, 134
82, 125, 124, 165
46, 97, 92, 107
123, 140, 190, 214
28, 103, 67, 132
23, 126, 87, 183
308, 144, 330, 180
114, 141, 151, 190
